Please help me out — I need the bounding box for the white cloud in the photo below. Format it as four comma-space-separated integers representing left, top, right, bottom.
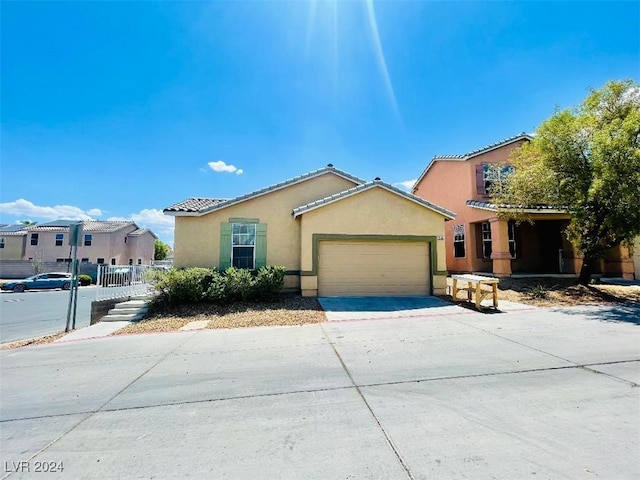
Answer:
0, 199, 175, 246
208, 160, 243, 174
0, 198, 102, 221
394, 179, 417, 191
107, 208, 175, 245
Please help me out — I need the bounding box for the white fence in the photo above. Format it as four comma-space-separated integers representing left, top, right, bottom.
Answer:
96, 265, 160, 301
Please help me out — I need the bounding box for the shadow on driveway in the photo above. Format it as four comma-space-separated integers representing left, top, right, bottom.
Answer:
550, 303, 640, 326
318, 297, 456, 321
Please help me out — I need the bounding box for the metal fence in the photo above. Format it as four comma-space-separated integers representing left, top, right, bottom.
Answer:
95, 265, 160, 301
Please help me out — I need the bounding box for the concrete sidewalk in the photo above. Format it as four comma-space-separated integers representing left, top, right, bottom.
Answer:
1, 303, 638, 479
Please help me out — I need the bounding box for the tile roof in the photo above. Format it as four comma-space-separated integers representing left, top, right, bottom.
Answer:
163, 198, 228, 214
0, 224, 28, 235
127, 228, 158, 239
412, 132, 534, 192
466, 200, 566, 214
25, 220, 136, 233
292, 179, 456, 219
164, 165, 367, 216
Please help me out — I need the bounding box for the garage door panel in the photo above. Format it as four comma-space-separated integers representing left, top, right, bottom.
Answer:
318, 241, 430, 296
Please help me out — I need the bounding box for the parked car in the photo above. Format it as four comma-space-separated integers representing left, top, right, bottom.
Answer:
1, 273, 72, 293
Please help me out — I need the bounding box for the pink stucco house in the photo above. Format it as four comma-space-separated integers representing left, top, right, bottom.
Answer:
20, 220, 157, 266
412, 133, 635, 279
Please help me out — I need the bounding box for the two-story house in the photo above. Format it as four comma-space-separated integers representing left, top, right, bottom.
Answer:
412, 133, 635, 278
21, 220, 158, 266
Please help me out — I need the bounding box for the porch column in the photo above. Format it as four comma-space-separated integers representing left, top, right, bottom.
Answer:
489, 218, 512, 277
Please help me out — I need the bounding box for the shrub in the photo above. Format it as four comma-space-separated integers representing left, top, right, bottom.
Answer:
223, 267, 254, 301
252, 266, 286, 302
526, 284, 552, 299
149, 265, 286, 306
151, 267, 213, 306
78, 274, 92, 286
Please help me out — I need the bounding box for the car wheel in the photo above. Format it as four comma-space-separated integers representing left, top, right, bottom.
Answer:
62, 282, 71, 290
13, 284, 26, 293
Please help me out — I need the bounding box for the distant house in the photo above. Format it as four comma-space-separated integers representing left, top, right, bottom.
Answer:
18, 220, 158, 266
412, 133, 635, 279
164, 165, 455, 296
0, 225, 28, 261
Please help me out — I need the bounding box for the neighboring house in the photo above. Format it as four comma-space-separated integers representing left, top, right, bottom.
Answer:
412, 133, 636, 279
21, 220, 158, 266
164, 165, 455, 296
0, 225, 28, 260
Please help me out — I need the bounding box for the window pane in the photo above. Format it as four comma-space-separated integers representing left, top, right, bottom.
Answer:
232, 246, 254, 269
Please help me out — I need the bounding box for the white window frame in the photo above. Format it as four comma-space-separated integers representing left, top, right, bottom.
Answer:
231, 223, 256, 269
0, 237, 4, 249
508, 221, 517, 259
55, 233, 64, 246
453, 224, 466, 258
84, 234, 92, 246
481, 222, 492, 259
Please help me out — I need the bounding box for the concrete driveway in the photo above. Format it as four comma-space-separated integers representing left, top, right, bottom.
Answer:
318, 295, 534, 321
1, 303, 638, 479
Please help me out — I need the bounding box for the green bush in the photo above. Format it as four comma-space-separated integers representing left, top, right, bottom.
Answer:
78, 274, 92, 286
149, 265, 286, 306
151, 267, 213, 306
252, 266, 286, 302
223, 267, 254, 301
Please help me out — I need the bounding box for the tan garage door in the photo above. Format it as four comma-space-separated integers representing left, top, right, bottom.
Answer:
318, 240, 430, 296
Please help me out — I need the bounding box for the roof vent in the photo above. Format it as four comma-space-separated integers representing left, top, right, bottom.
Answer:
374, 177, 381, 181
327, 163, 334, 168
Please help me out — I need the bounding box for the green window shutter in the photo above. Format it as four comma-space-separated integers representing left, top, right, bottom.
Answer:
219, 223, 232, 270
255, 223, 267, 269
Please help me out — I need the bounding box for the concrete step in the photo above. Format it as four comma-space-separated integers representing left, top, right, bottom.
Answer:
101, 312, 146, 322
114, 300, 149, 308
108, 306, 148, 316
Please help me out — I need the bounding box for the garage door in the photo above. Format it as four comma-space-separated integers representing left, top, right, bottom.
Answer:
318, 240, 430, 296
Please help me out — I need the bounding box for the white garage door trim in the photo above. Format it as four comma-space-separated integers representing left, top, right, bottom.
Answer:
318, 240, 431, 297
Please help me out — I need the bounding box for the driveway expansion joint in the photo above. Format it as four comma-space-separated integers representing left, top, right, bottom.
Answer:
320, 324, 416, 480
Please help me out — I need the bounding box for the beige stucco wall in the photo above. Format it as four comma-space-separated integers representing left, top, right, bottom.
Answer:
298, 186, 449, 295
0, 235, 26, 260
173, 172, 359, 270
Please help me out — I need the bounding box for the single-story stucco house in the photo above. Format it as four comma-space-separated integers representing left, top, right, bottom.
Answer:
164, 165, 456, 296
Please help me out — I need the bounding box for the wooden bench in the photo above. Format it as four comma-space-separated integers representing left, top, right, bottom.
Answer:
450, 274, 499, 310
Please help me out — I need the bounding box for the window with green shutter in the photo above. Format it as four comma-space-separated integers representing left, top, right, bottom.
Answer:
220, 222, 267, 270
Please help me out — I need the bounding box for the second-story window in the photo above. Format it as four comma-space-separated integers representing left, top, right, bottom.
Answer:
55, 233, 64, 246
0, 237, 5, 249
453, 224, 466, 258
84, 234, 92, 246
479, 164, 515, 196
30, 233, 39, 246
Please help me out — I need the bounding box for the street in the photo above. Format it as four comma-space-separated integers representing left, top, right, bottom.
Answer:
0, 302, 638, 479
0, 288, 93, 343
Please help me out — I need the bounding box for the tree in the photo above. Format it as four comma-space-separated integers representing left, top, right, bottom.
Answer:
493, 79, 640, 285
154, 240, 171, 261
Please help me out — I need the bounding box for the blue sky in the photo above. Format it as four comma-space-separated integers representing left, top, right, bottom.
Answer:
1, 1, 638, 246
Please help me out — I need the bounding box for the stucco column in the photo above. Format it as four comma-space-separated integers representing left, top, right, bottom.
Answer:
489, 218, 512, 277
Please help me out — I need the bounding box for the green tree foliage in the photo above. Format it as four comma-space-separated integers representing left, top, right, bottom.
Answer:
154, 240, 171, 260
493, 79, 640, 284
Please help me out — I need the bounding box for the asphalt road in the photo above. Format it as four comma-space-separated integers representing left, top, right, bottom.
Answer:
0, 288, 94, 343
0, 301, 638, 479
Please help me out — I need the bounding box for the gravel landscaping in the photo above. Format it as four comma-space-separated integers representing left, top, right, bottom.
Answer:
112, 294, 326, 335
